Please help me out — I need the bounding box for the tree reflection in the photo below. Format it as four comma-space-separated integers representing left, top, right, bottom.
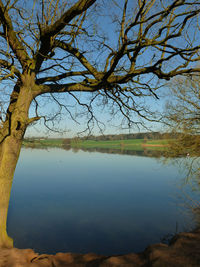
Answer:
63, 145, 166, 158
162, 148, 200, 232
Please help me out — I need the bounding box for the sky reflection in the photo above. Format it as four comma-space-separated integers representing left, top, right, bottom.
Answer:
7, 148, 197, 255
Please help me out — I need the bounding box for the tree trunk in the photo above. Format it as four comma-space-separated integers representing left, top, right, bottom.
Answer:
0, 81, 34, 248
0, 136, 23, 248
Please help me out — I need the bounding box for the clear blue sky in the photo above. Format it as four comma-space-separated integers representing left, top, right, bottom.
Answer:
1, 0, 197, 138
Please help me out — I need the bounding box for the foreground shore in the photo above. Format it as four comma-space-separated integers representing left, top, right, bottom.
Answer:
0, 228, 200, 267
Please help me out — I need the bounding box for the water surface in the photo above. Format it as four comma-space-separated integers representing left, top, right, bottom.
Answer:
7, 148, 197, 255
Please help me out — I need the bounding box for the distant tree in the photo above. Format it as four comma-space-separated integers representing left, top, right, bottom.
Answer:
63, 138, 71, 147
71, 136, 81, 147
143, 136, 148, 144
164, 75, 200, 157
162, 74, 200, 198
1, 0, 200, 248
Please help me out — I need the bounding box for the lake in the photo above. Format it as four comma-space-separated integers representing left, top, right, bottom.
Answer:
7, 148, 199, 255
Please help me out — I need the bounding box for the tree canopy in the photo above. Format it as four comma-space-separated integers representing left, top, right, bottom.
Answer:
1, 0, 200, 135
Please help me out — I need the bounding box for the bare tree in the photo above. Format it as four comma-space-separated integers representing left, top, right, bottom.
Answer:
0, 0, 200, 248
162, 74, 200, 202
164, 74, 200, 157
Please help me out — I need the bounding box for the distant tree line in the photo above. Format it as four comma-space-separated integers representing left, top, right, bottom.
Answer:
25, 131, 200, 148
81, 132, 166, 141
62, 131, 200, 144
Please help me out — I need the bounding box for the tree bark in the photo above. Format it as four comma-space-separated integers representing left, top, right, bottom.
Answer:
0, 136, 23, 247
0, 82, 33, 248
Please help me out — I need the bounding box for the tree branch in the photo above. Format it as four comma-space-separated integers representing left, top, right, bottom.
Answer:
36, 82, 99, 95
37, 70, 91, 84
34, 0, 96, 73
54, 40, 102, 79
41, 0, 96, 37
0, 0, 30, 69
0, 59, 21, 79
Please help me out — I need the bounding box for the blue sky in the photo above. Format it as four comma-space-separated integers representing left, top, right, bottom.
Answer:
1, 0, 198, 138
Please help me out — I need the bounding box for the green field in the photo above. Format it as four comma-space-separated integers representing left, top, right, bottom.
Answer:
70, 139, 168, 151
23, 138, 169, 152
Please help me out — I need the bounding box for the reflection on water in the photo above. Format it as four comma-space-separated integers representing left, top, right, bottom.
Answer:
163, 156, 200, 229
3, 148, 200, 255
64, 145, 166, 158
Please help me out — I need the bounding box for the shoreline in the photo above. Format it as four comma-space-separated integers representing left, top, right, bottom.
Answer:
23, 138, 169, 152
1, 228, 200, 266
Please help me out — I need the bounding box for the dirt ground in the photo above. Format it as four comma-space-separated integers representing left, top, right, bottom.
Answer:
0, 228, 200, 267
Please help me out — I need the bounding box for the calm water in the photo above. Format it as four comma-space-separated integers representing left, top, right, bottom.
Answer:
7, 148, 198, 255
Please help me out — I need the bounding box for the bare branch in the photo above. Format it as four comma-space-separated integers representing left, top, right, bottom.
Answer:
54, 40, 101, 79
34, 0, 96, 73
0, 59, 21, 78
36, 82, 99, 95
37, 70, 90, 84
41, 0, 96, 37
0, 0, 30, 69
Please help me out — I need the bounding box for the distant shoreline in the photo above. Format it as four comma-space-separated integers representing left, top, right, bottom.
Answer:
23, 138, 169, 152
